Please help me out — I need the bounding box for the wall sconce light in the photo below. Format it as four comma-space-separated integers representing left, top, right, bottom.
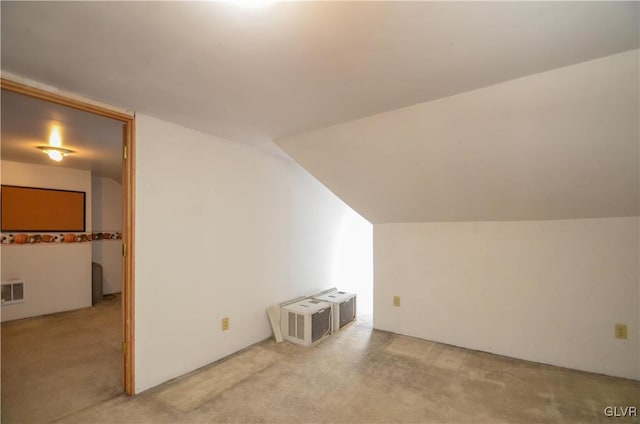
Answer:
36, 146, 75, 162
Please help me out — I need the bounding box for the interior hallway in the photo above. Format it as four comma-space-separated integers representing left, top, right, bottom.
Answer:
4, 305, 632, 423
1, 295, 122, 423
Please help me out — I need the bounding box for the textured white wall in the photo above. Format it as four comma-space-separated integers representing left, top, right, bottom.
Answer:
134, 115, 369, 393
1, 161, 92, 321
91, 176, 122, 294
374, 218, 640, 380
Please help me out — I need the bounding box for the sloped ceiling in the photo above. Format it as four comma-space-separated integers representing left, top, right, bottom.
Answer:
1, 2, 638, 156
2, 2, 638, 223
276, 51, 639, 223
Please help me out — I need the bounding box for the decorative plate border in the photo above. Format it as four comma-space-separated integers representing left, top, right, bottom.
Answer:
91, 232, 122, 241
1, 232, 121, 245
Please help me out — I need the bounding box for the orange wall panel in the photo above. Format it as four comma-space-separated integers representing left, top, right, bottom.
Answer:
1, 185, 85, 232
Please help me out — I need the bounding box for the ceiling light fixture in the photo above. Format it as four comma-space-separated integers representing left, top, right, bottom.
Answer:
36, 145, 75, 162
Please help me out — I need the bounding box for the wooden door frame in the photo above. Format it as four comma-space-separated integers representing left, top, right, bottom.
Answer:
1, 78, 136, 395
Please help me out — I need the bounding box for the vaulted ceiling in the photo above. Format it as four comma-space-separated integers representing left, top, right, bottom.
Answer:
277, 51, 639, 223
2, 2, 638, 223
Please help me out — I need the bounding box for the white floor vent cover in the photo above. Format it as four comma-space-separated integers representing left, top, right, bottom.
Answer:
1, 280, 25, 305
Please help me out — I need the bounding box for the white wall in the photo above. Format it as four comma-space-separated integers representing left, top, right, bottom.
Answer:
374, 218, 640, 380
91, 176, 122, 294
330, 208, 373, 315
1, 160, 92, 322
134, 115, 370, 393
289, 174, 373, 315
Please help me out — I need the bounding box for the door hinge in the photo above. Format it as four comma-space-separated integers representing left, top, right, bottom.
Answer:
122, 243, 127, 257
123, 145, 128, 160
122, 341, 127, 355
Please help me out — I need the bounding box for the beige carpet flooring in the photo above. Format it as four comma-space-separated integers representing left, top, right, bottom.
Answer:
2, 297, 639, 423
1, 295, 122, 423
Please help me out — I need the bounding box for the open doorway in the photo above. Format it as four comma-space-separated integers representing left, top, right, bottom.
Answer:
0, 79, 135, 421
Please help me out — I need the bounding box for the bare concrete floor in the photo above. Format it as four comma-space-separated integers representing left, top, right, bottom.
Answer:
3, 302, 639, 424
1, 295, 122, 423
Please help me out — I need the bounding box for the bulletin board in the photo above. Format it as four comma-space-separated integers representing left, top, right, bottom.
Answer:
1, 185, 86, 232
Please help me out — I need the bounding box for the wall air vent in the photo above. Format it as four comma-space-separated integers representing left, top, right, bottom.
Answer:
1, 280, 25, 305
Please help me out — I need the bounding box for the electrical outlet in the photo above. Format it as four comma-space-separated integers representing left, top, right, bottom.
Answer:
393, 296, 401, 307
615, 323, 627, 339
222, 317, 230, 331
